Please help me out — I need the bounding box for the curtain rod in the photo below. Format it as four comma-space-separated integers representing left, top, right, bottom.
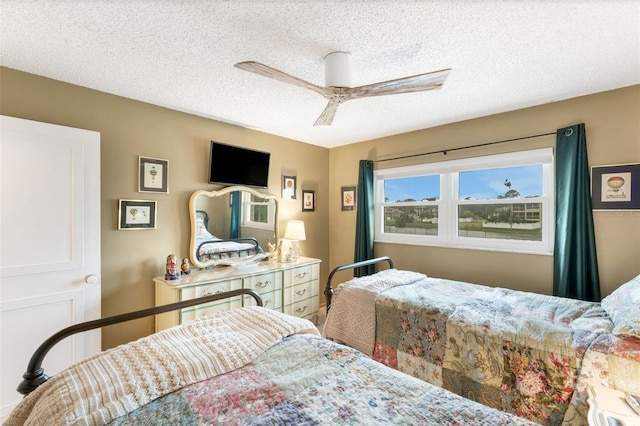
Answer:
373, 131, 556, 163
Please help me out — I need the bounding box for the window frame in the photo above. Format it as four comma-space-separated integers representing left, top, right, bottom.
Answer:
374, 148, 554, 255
241, 192, 275, 231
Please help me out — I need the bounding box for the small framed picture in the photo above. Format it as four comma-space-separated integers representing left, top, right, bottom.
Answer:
591, 163, 640, 210
283, 175, 297, 199
302, 190, 315, 212
341, 185, 356, 211
139, 156, 168, 193
118, 199, 157, 230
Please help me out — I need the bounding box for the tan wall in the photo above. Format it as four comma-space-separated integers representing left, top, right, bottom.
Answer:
1, 67, 330, 349
329, 85, 640, 298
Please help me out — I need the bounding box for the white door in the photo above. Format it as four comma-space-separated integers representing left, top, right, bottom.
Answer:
0, 115, 101, 419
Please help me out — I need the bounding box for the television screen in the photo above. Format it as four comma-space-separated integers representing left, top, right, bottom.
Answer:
208, 141, 270, 188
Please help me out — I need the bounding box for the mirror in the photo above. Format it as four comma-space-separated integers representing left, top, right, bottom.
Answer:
189, 185, 278, 269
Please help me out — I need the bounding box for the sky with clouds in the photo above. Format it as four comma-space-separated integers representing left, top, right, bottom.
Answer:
384, 165, 542, 202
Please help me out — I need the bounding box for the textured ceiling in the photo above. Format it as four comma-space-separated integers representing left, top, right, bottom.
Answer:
1, 1, 639, 148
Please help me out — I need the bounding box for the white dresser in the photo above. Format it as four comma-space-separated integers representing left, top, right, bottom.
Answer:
154, 257, 321, 331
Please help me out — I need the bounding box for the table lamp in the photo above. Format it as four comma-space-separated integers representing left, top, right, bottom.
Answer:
282, 220, 306, 262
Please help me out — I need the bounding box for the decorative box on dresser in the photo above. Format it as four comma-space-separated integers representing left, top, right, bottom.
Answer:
154, 257, 321, 331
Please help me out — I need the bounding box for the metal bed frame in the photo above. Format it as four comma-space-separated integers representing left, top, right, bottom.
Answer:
195, 210, 262, 261
17, 288, 263, 396
323, 256, 394, 311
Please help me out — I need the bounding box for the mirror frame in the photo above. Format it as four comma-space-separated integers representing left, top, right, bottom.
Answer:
189, 185, 279, 269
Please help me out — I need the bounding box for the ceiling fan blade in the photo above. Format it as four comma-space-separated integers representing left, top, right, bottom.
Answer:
313, 99, 342, 126
234, 61, 331, 98
346, 68, 451, 98
236, 58, 451, 126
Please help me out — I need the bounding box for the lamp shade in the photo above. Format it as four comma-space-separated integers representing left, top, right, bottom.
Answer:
284, 220, 306, 241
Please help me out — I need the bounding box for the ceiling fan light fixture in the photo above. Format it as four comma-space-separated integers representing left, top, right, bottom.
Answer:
324, 51, 352, 88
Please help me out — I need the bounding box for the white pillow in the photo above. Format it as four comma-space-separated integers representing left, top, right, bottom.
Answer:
601, 274, 640, 338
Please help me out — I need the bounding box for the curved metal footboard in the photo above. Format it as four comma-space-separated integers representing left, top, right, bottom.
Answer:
18, 288, 263, 396
324, 256, 394, 312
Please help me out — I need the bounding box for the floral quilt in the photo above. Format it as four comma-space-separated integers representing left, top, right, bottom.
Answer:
370, 276, 615, 426
108, 335, 537, 425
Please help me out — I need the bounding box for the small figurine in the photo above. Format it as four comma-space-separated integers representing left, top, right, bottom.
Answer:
165, 254, 178, 280
267, 238, 276, 255
277, 240, 284, 262
180, 258, 191, 275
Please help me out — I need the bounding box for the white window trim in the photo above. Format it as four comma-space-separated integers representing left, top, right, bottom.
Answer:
241, 192, 275, 231
374, 148, 554, 255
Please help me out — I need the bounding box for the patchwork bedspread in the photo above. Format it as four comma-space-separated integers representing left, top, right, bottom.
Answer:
370, 276, 615, 425
108, 335, 537, 425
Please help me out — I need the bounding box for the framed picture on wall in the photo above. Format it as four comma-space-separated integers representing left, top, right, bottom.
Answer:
283, 175, 297, 199
118, 199, 157, 230
302, 190, 315, 212
139, 156, 169, 193
591, 163, 640, 210
341, 185, 356, 211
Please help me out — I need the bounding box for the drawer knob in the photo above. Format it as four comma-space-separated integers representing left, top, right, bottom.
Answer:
295, 305, 308, 314
201, 290, 223, 296
295, 288, 308, 296
295, 272, 308, 279
256, 280, 270, 288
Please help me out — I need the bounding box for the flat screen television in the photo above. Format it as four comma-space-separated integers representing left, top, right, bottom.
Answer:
208, 141, 271, 188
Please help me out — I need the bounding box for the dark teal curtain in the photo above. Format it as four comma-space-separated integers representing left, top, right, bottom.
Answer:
354, 160, 375, 277
229, 191, 240, 239
554, 123, 600, 301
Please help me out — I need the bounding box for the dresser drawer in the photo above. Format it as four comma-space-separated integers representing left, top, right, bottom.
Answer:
291, 265, 313, 285
245, 272, 278, 293
250, 289, 282, 310
180, 279, 242, 300
291, 281, 314, 303
290, 296, 318, 318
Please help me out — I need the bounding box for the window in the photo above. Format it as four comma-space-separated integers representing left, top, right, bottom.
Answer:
374, 148, 554, 254
242, 192, 275, 230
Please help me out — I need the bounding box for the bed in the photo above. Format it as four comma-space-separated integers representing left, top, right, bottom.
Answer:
323, 257, 640, 426
194, 210, 266, 264
6, 288, 539, 425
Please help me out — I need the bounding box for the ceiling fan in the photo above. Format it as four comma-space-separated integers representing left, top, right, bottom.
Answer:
234, 52, 451, 126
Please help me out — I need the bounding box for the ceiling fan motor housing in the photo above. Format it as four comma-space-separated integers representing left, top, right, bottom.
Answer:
325, 51, 352, 88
